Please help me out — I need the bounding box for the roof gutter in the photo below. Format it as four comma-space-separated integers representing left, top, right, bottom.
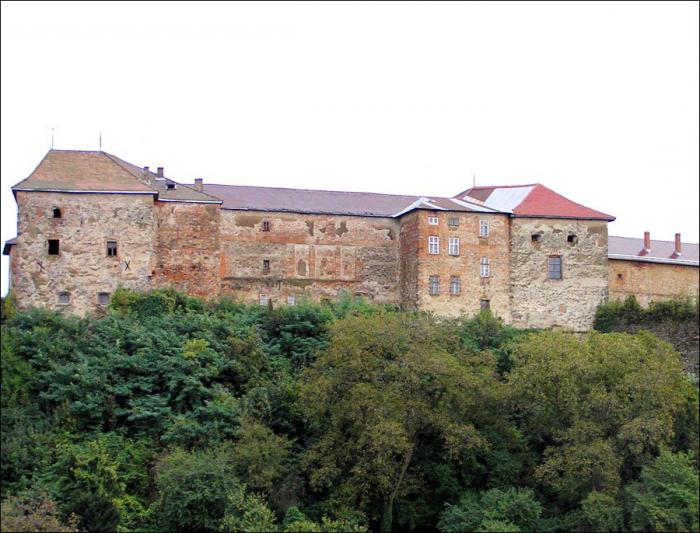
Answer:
608, 254, 699, 267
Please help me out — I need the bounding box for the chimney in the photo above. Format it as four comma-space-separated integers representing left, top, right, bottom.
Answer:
143, 166, 149, 174
673, 233, 682, 257
194, 178, 203, 192
157, 167, 164, 178
640, 231, 651, 255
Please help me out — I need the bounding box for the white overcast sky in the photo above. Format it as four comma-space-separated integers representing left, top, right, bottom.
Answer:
1, 1, 698, 295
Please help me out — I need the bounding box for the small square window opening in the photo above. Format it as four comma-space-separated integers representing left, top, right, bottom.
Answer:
531, 234, 542, 243
106, 241, 118, 257
48, 239, 60, 255
52, 207, 62, 219
480, 299, 491, 311
262, 259, 270, 273
98, 292, 110, 305
287, 295, 296, 306
262, 221, 271, 232
567, 234, 578, 244
58, 292, 70, 304
428, 216, 439, 225
259, 294, 269, 306
448, 217, 459, 228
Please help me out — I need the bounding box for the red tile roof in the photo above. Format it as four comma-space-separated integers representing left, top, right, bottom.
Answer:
459, 183, 615, 221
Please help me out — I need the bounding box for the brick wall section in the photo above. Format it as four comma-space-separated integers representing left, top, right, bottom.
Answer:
608, 260, 699, 305
415, 211, 511, 319
509, 218, 609, 331
153, 201, 221, 299
12, 191, 155, 314
218, 210, 400, 306
398, 211, 420, 308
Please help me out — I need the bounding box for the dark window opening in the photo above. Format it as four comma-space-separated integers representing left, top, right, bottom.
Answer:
48, 239, 60, 255
58, 292, 70, 304
262, 221, 271, 232
52, 207, 62, 218
98, 292, 110, 305
548, 256, 563, 279
166, 182, 176, 190
480, 299, 491, 310
448, 217, 459, 228
429, 275, 440, 295
106, 241, 118, 257
567, 234, 578, 244
263, 259, 270, 273
531, 234, 542, 243
617, 273, 623, 280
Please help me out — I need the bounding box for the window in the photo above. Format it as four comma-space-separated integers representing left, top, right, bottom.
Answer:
428, 216, 439, 225
98, 292, 110, 305
287, 295, 296, 306
617, 273, 623, 280
48, 239, 60, 255
531, 233, 542, 243
450, 276, 461, 295
548, 256, 563, 279
259, 293, 269, 306
480, 257, 490, 278
428, 236, 440, 255
262, 259, 270, 273
448, 217, 459, 228
429, 275, 440, 295
479, 220, 489, 238
448, 237, 460, 256
480, 299, 491, 310
58, 292, 70, 304
166, 182, 176, 190
52, 207, 62, 218
106, 241, 118, 257
262, 221, 271, 232
567, 234, 578, 245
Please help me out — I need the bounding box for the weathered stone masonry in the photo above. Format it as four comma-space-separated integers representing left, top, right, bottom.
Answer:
5, 150, 698, 331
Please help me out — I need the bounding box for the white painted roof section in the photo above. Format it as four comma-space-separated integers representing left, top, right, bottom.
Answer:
450, 197, 500, 213
420, 199, 448, 211
392, 197, 434, 218
467, 186, 535, 212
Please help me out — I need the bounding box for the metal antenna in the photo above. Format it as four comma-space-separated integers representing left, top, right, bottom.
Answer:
473, 172, 476, 188
99, 131, 102, 151
51, 128, 54, 150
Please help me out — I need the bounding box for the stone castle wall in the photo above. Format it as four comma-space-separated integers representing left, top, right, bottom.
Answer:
509, 218, 609, 331
218, 210, 401, 306
413, 211, 511, 319
152, 201, 221, 299
12, 191, 155, 315
608, 259, 699, 305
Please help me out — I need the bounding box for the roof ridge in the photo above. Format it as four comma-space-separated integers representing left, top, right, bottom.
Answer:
102, 152, 157, 189
204, 182, 423, 199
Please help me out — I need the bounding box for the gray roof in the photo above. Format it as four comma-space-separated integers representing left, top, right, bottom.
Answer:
609, 235, 699, 266
201, 184, 499, 217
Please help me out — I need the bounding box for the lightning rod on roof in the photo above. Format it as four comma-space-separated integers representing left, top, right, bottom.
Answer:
51, 128, 54, 150
473, 172, 476, 188
99, 131, 102, 151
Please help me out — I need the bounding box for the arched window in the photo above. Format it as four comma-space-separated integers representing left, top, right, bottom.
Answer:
52, 207, 62, 218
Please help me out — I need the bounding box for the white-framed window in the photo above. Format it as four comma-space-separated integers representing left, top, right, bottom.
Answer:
428, 236, 440, 255
429, 275, 440, 295
259, 293, 269, 306
479, 220, 489, 238
450, 276, 461, 295
480, 257, 490, 278
287, 295, 296, 306
428, 216, 439, 225
448, 237, 460, 256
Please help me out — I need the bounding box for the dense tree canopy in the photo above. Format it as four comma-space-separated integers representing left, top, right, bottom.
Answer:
0, 289, 697, 532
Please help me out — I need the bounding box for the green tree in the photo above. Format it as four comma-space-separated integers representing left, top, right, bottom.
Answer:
580, 491, 623, 532
625, 450, 699, 532
0, 491, 78, 532
300, 312, 503, 532
507, 330, 694, 505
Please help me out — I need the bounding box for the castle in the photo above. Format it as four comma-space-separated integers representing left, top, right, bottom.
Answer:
4, 150, 698, 330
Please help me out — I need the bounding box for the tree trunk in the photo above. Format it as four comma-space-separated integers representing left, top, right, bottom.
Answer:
380, 445, 414, 533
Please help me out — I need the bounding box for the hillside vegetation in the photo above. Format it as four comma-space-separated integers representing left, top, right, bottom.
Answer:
1, 289, 698, 532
